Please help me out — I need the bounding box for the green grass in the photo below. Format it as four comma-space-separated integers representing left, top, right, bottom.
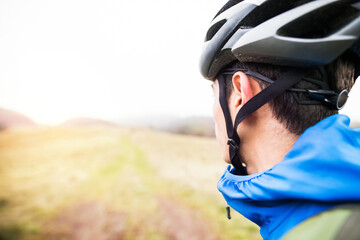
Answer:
0, 126, 261, 240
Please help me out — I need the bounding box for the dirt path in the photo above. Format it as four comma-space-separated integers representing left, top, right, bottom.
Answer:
44, 197, 220, 240
44, 202, 126, 240
158, 197, 220, 240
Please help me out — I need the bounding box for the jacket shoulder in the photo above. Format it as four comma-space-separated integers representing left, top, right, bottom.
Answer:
282, 204, 360, 240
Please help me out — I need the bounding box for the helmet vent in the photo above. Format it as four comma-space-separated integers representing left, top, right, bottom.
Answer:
206, 19, 227, 42
239, 0, 313, 28
277, 2, 360, 39
213, 0, 244, 20
353, 1, 360, 10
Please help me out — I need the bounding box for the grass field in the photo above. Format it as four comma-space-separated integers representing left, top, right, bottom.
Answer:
0, 126, 261, 240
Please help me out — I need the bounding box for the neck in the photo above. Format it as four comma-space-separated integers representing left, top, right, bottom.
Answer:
239, 112, 299, 175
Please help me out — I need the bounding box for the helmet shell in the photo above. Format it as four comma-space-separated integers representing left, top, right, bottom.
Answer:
200, 0, 360, 80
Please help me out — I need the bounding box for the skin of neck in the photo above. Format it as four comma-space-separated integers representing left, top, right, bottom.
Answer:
237, 105, 299, 174
227, 73, 300, 174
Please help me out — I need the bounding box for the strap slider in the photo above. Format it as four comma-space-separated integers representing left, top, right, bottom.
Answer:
227, 139, 239, 151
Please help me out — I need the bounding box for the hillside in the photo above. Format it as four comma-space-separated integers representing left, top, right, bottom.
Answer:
162, 116, 215, 137
0, 126, 260, 240
118, 115, 215, 137
0, 107, 36, 129
60, 117, 118, 127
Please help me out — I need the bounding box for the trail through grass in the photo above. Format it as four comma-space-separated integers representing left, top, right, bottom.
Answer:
0, 126, 261, 240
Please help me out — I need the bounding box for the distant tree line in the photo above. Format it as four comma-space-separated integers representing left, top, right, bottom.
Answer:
164, 118, 215, 138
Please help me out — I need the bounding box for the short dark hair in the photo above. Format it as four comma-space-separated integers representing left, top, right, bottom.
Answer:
222, 53, 356, 135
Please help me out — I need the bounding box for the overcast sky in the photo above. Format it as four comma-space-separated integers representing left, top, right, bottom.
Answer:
0, 0, 227, 124
0, 0, 359, 125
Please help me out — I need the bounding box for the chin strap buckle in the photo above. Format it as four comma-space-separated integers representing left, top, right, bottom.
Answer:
227, 139, 239, 151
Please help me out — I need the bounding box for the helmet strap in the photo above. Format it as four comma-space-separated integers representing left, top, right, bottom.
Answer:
218, 68, 311, 174
218, 75, 246, 173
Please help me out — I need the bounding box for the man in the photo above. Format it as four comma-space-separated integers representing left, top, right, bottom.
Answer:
199, 0, 360, 239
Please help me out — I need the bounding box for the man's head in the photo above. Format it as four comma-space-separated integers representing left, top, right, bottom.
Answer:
200, 0, 360, 173
220, 55, 356, 136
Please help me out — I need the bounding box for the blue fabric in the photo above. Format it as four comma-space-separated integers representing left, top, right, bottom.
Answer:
217, 114, 360, 240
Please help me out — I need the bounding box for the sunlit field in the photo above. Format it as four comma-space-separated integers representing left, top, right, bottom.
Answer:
0, 126, 261, 240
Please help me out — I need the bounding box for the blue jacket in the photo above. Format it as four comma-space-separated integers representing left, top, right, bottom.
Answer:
217, 114, 360, 240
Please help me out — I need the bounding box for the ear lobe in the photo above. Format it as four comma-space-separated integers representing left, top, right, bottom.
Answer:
232, 71, 254, 108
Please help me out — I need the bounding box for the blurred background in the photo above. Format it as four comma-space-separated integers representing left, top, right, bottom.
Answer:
0, 0, 359, 239
0, 0, 221, 128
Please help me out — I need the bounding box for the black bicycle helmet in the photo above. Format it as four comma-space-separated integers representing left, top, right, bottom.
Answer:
200, 0, 360, 80
199, 0, 360, 174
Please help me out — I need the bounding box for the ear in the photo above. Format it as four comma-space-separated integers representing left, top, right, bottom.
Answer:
232, 71, 254, 110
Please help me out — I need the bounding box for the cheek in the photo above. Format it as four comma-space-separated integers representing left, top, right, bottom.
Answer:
213, 96, 222, 139
213, 97, 230, 162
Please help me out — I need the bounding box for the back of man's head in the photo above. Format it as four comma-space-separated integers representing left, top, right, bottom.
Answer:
199, 0, 360, 172
222, 52, 356, 135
